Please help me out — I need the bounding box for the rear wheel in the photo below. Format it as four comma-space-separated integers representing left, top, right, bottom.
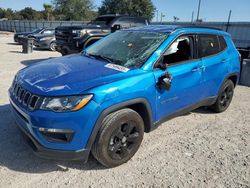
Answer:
91, 108, 144, 168
210, 79, 234, 113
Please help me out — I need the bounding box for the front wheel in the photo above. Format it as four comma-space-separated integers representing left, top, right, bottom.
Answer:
49, 42, 56, 51
91, 108, 144, 168
210, 79, 234, 113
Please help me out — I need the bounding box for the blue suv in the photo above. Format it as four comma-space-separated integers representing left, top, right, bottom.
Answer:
9, 25, 240, 167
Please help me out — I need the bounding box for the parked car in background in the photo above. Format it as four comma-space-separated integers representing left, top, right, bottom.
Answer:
14, 28, 54, 44
9, 25, 240, 167
32, 28, 56, 51
55, 14, 148, 55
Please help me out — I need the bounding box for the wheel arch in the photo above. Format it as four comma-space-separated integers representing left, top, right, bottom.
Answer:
83, 36, 103, 49
227, 73, 238, 87
86, 98, 154, 151
216, 72, 239, 97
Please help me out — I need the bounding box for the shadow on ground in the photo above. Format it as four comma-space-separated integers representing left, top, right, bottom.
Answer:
0, 104, 105, 174
7, 42, 20, 45
0, 102, 215, 173
9, 50, 23, 54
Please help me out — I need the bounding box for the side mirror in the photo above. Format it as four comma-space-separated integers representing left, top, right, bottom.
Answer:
156, 72, 172, 91
111, 24, 121, 33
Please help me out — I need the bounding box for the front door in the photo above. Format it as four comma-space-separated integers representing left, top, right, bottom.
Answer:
153, 35, 204, 121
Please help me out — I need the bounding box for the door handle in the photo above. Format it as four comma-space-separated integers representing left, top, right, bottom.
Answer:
200, 66, 206, 71
221, 59, 229, 63
192, 67, 200, 72
192, 66, 206, 72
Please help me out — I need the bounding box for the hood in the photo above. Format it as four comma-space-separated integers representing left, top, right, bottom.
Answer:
56, 24, 106, 31
15, 32, 33, 36
17, 54, 142, 96
30, 33, 55, 39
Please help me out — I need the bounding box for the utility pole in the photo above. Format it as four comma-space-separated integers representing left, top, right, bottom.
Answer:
196, 0, 201, 22
156, 10, 159, 22
191, 11, 194, 23
160, 13, 165, 23
226, 10, 232, 32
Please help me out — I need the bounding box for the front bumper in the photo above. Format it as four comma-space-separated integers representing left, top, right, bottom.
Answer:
55, 39, 84, 55
14, 36, 22, 43
9, 92, 101, 161
18, 120, 89, 161
34, 40, 50, 48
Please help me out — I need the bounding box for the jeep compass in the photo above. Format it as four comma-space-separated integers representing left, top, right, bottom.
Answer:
9, 25, 240, 167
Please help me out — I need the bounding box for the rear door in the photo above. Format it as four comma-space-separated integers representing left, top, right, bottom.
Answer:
198, 34, 229, 98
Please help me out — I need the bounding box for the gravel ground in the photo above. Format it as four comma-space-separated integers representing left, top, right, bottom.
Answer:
0, 33, 249, 188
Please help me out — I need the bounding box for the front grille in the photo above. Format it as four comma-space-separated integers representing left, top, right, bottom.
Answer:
55, 30, 71, 42
10, 79, 41, 111
55, 29, 78, 43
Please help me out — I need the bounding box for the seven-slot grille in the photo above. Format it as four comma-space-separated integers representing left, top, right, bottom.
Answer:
10, 80, 40, 111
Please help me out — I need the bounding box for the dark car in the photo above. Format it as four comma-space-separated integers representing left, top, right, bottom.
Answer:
9, 25, 240, 167
14, 28, 43, 44
33, 28, 56, 51
14, 28, 54, 44
55, 14, 148, 55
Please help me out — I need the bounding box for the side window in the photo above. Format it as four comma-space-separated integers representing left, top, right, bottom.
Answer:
163, 36, 194, 65
114, 18, 132, 28
198, 34, 220, 58
218, 35, 227, 51
133, 18, 147, 27
42, 29, 54, 34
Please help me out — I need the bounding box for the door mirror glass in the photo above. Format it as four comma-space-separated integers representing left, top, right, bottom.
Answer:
111, 24, 121, 33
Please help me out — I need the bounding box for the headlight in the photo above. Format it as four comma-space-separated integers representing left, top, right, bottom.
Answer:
41, 94, 93, 112
18, 35, 24, 37
72, 29, 87, 37
40, 37, 51, 41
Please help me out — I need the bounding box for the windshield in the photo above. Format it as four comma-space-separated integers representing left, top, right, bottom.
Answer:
32, 28, 43, 33
85, 31, 168, 68
88, 16, 115, 26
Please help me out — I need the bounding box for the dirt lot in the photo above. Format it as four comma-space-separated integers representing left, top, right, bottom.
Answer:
0, 33, 249, 188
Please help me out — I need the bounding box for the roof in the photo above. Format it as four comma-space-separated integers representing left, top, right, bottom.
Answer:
126, 25, 225, 34
127, 25, 178, 33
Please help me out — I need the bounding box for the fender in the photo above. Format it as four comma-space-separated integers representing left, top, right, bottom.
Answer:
216, 72, 239, 96
85, 98, 153, 151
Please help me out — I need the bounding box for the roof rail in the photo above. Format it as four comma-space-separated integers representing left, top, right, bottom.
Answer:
175, 25, 223, 31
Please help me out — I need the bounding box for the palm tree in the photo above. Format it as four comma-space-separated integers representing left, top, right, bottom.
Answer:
43, 4, 53, 21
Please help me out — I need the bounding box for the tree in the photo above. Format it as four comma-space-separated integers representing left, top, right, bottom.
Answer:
0, 8, 15, 19
19, 7, 43, 20
52, 0, 94, 21
98, 0, 155, 21
43, 4, 53, 21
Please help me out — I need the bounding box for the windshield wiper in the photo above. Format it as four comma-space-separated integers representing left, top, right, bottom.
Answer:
86, 53, 120, 64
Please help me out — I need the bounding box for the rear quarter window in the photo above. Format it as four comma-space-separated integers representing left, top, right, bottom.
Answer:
218, 35, 228, 51
198, 34, 220, 58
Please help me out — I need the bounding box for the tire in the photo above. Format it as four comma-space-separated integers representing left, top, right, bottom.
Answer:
60, 48, 68, 56
210, 79, 234, 113
91, 108, 144, 168
49, 42, 56, 51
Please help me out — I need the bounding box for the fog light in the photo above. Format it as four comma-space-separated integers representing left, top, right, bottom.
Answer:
38, 128, 74, 143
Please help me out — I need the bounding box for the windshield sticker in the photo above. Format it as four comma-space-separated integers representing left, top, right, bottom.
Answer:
105, 63, 130, 72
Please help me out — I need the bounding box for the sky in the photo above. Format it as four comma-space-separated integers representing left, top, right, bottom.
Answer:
0, 0, 250, 22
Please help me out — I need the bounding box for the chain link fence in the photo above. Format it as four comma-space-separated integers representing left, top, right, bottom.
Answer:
0, 20, 89, 33
0, 20, 250, 48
